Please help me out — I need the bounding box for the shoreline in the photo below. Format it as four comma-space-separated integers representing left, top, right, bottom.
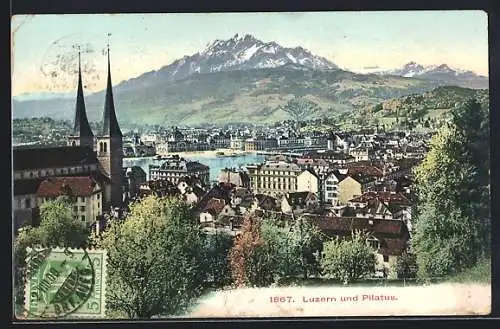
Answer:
155, 149, 252, 159
123, 149, 256, 161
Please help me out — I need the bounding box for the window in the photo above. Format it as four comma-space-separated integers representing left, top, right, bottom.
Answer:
383, 255, 389, 262
80, 206, 85, 212
104, 142, 108, 152
97, 202, 100, 209
81, 215, 86, 221
73, 206, 78, 213
82, 196, 86, 202
29, 172, 33, 178
25, 198, 31, 208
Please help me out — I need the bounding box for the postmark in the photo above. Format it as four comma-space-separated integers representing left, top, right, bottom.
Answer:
23, 247, 107, 319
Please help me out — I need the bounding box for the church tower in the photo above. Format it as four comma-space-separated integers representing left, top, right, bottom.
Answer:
68, 49, 94, 148
96, 43, 123, 210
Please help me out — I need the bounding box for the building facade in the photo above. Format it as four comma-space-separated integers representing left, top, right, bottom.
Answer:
149, 157, 210, 186
245, 161, 302, 198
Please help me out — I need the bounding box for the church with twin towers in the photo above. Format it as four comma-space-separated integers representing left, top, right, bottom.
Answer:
68, 44, 124, 209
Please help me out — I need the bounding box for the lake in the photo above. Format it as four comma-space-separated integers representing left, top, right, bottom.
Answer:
123, 153, 266, 182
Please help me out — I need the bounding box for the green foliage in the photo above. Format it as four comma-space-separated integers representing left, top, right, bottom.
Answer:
228, 214, 322, 287
447, 256, 491, 284
92, 195, 206, 318
203, 231, 234, 288
413, 98, 490, 280
389, 251, 418, 279
320, 231, 376, 284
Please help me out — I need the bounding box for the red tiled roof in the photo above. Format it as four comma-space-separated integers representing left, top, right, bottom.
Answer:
348, 166, 384, 177
307, 215, 407, 237
37, 176, 99, 197
349, 191, 411, 206
202, 198, 226, 216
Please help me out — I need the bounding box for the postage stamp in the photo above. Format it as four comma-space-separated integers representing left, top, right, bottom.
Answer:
23, 247, 107, 319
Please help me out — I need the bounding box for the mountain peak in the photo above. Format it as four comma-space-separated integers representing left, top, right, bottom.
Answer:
380, 62, 487, 83
130, 33, 339, 86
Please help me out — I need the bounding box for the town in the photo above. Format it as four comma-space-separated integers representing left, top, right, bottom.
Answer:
12, 47, 435, 281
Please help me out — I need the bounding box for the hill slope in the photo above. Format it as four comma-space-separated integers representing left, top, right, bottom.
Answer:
13, 67, 458, 126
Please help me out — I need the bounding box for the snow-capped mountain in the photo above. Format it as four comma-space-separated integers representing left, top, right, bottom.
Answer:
383, 61, 486, 79
116, 34, 338, 90
377, 62, 488, 89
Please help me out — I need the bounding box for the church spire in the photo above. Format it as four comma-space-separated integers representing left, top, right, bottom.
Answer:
101, 38, 122, 137
72, 48, 94, 138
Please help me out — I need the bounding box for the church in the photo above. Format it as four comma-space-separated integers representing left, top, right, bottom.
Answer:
13, 46, 125, 230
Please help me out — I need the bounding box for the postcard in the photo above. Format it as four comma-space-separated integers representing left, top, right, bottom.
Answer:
11, 11, 491, 320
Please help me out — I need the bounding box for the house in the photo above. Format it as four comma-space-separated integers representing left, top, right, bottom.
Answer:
281, 191, 319, 215
36, 176, 103, 226
321, 170, 346, 206
305, 215, 411, 278
297, 169, 320, 195
337, 174, 377, 205
199, 198, 226, 223
252, 194, 279, 212
138, 179, 179, 198
348, 191, 413, 231
149, 157, 210, 186
218, 169, 251, 188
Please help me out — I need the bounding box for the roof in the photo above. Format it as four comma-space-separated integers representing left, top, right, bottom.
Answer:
260, 161, 301, 172
101, 50, 122, 137
201, 198, 226, 216
72, 56, 94, 138
340, 173, 377, 185
124, 166, 147, 177
285, 191, 317, 206
37, 176, 99, 197
348, 165, 384, 177
349, 191, 411, 206
14, 178, 44, 196
305, 215, 410, 241
13, 146, 99, 171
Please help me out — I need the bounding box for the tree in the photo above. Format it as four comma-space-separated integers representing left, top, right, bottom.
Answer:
92, 195, 206, 318
320, 231, 376, 284
291, 216, 323, 278
413, 98, 490, 279
389, 251, 418, 280
13, 197, 90, 313
203, 231, 234, 288
228, 214, 323, 287
229, 214, 268, 287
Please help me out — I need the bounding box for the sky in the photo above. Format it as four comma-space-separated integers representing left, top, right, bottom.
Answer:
11, 11, 488, 96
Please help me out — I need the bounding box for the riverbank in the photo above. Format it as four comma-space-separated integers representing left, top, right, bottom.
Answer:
185, 282, 490, 317
156, 148, 250, 159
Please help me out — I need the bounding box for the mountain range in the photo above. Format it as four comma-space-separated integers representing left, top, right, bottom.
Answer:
12, 34, 489, 126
